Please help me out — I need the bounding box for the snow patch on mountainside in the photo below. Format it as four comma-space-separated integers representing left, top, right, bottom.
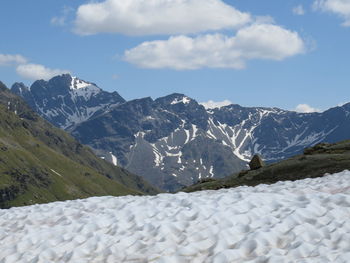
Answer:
2, 171, 350, 262
70, 76, 92, 90
206, 116, 258, 162
200, 100, 232, 109
171, 96, 191, 105
50, 169, 62, 177
204, 108, 331, 163
43, 103, 112, 130
70, 76, 102, 101
104, 152, 118, 166
282, 127, 338, 153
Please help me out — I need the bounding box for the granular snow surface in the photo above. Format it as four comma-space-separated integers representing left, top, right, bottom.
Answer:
1, 171, 350, 263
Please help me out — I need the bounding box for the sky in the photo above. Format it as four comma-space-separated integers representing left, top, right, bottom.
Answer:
1, 0, 350, 112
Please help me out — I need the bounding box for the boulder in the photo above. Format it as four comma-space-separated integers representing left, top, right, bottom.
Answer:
249, 155, 265, 170
303, 143, 331, 155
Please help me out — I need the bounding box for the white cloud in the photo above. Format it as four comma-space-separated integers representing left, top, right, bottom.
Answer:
294, 104, 321, 113
16, 64, 70, 81
124, 23, 305, 70
314, 0, 350, 26
0, 54, 27, 66
0, 53, 70, 81
51, 6, 74, 26
200, 100, 233, 109
293, 5, 305, 15
74, 0, 251, 35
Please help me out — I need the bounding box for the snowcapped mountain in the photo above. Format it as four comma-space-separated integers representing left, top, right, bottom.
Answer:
13, 75, 350, 191
11, 74, 125, 129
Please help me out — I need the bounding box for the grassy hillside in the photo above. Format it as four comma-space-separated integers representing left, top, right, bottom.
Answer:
184, 140, 350, 193
0, 82, 158, 208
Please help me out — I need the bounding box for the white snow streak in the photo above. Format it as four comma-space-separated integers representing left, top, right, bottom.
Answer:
50, 169, 62, 177
170, 97, 191, 105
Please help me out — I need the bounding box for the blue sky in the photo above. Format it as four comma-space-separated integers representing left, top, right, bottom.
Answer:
1, 0, 350, 112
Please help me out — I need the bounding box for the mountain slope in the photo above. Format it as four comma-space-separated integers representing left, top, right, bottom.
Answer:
71, 93, 350, 191
208, 103, 350, 162
184, 140, 350, 192
71, 94, 247, 191
0, 81, 157, 208
13, 74, 350, 191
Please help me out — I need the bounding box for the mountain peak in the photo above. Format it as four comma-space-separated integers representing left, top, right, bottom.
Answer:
155, 93, 194, 106
70, 76, 100, 91
170, 95, 191, 105
12, 75, 125, 129
11, 82, 30, 94
48, 73, 72, 84
0, 81, 8, 91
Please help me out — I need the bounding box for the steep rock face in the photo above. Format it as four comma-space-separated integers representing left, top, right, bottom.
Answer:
208, 104, 350, 163
14, 75, 350, 191
11, 74, 125, 129
208, 106, 316, 162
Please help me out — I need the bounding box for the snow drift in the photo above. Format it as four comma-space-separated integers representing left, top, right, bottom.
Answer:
1, 171, 350, 262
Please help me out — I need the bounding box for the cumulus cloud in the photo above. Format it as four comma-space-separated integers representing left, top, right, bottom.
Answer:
0, 53, 70, 81
124, 23, 305, 70
294, 104, 321, 113
16, 64, 70, 81
0, 54, 27, 66
293, 5, 305, 15
314, 0, 350, 26
73, 0, 251, 35
200, 100, 233, 109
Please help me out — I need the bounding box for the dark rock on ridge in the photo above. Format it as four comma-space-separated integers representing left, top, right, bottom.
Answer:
249, 155, 265, 170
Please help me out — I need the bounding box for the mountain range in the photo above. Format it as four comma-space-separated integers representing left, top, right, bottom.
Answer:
0, 81, 157, 208
12, 74, 350, 191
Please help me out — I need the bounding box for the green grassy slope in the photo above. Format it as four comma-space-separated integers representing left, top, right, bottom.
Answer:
183, 140, 350, 193
0, 82, 158, 208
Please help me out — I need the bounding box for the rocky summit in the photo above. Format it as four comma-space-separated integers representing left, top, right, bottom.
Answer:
13, 74, 350, 191
11, 74, 125, 130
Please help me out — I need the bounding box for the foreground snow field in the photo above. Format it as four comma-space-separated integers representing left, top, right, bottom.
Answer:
1, 171, 350, 263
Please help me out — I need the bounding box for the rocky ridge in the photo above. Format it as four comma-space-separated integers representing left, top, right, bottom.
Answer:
13, 75, 350, 191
